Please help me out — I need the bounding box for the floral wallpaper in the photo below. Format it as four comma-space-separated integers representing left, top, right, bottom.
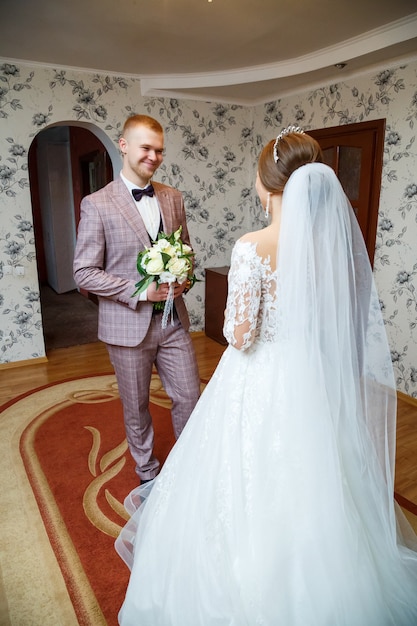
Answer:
0, 57, 417, 398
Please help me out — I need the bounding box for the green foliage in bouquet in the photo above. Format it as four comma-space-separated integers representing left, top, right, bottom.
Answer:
133, 227, 198, 304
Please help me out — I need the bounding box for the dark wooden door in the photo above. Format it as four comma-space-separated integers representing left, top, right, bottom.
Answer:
308, 119, 385, 266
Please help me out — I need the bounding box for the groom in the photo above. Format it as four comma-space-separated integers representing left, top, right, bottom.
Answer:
73, 114, 200, 484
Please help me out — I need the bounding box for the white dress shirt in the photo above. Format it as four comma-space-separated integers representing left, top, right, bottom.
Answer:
120, 173, 161, 241
121, 173, 162, 301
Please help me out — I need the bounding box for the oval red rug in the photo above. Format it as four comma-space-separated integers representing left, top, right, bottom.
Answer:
2, 373, 176, 626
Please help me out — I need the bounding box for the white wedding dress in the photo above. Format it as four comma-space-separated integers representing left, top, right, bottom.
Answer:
116, 165, 417, 626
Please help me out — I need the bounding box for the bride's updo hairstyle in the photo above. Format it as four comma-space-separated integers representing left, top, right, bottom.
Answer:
258, 126, 322, 193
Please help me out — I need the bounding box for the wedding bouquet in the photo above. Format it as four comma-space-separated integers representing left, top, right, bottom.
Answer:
133, 226, 197, 327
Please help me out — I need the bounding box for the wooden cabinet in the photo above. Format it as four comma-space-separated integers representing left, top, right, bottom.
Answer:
204, 267, 229, 345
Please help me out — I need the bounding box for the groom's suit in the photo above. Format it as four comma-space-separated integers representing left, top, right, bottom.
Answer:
74, 178, 191, 344
73, 177, 200, 480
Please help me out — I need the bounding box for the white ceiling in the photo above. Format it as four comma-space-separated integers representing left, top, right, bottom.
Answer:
2, 0, 417, 105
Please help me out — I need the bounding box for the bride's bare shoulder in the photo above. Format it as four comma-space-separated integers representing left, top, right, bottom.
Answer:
239, 230, 263, 244
239, 227, 276, 247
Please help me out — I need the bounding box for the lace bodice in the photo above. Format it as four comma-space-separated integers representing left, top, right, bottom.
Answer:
223, 240, 277, 350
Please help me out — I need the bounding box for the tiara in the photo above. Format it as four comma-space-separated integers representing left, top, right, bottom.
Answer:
273, 125, 305, 163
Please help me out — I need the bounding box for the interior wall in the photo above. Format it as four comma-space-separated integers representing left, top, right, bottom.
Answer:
0, 63, 253, 364
251, 63, 417, 398
0, 57, 416, 400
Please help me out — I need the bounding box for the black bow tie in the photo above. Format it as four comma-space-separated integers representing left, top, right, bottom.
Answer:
132, 185, 155, 201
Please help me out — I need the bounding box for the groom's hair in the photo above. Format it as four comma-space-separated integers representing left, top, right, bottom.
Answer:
122, 114, 164, 136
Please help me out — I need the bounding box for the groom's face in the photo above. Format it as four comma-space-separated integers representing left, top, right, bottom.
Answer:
120, 124, 164, 187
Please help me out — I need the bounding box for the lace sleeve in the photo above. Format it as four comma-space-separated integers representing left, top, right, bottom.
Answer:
223, 240, 262, 351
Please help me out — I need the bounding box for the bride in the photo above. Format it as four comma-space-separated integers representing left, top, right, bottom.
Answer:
115, 126, 417, 625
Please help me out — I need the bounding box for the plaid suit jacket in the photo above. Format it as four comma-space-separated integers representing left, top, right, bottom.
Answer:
73, 177, 192, 346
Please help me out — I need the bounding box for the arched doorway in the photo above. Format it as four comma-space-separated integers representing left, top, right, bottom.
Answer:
28, 122, 118, 350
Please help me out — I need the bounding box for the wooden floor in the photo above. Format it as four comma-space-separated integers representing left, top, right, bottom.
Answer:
1, 332, 416, 509
0, 332, 226, 405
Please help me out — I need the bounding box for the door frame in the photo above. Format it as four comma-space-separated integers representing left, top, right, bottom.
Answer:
308, 119, 385, 266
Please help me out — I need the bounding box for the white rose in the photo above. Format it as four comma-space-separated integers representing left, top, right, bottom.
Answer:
159, 271, 176, 284
152, 240, 163, 252
147, 248, 161, 259
155, 239, 176, 256
181, 244, 192, 254
146, 252, 165, 275
167, 256, 189, 279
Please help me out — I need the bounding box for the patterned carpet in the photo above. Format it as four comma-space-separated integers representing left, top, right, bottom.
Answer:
0, 373, 175, 626
1, 375, 416, 625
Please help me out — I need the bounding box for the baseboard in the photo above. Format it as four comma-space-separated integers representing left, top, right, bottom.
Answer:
0, 356, 48, 370
0, 332, 207, 370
